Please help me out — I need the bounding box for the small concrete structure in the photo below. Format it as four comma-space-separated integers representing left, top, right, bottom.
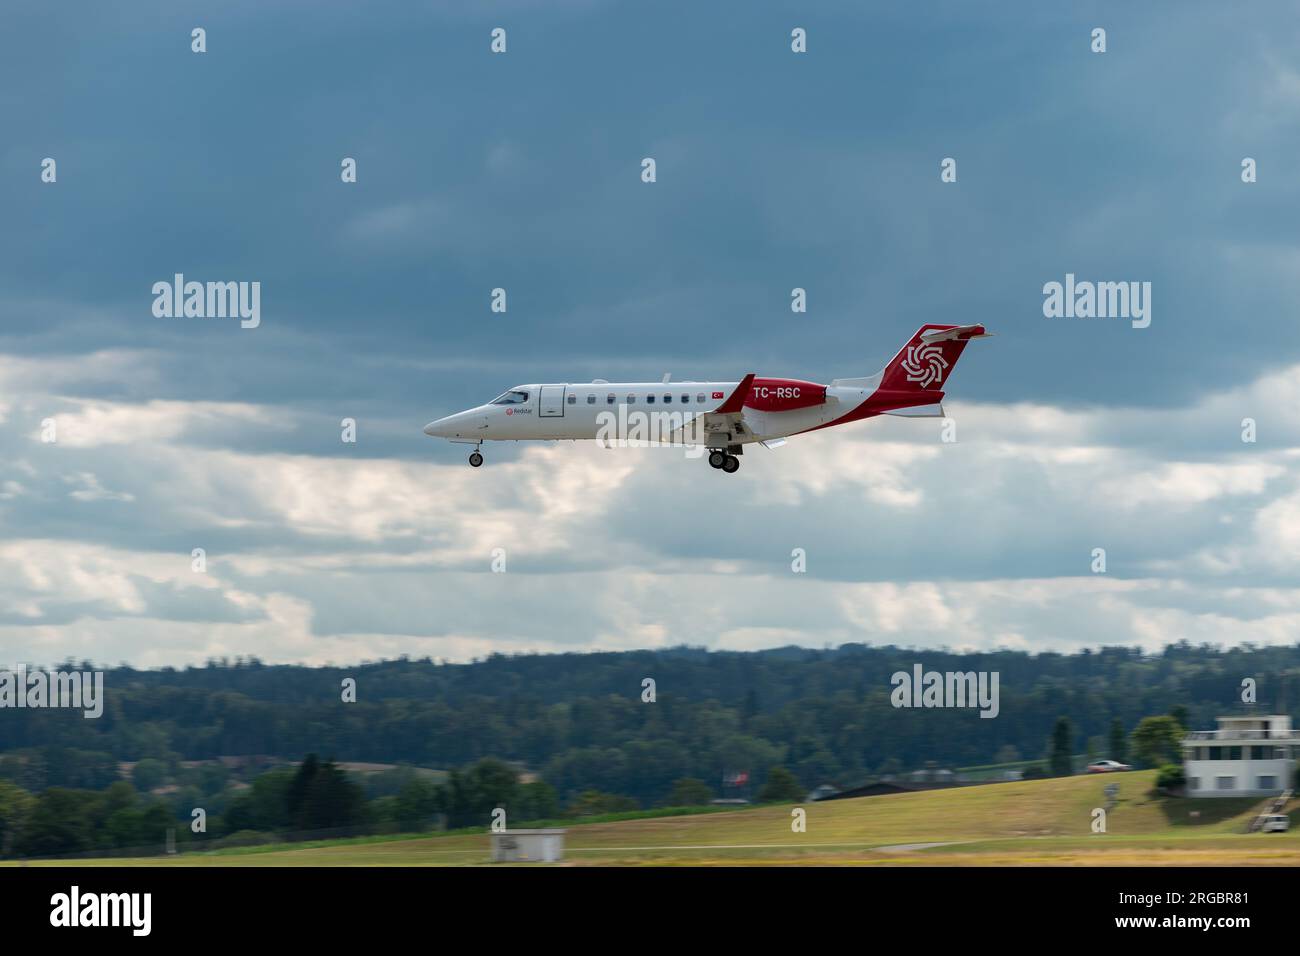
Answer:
490, 828, 566, 863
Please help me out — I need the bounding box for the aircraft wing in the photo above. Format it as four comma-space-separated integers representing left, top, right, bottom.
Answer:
665, 373, 755, 445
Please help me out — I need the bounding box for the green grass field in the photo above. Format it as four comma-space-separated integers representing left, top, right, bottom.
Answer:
21, 771, 1300, 866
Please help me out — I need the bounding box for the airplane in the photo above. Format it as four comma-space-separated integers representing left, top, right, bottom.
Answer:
423, 323, 991, 472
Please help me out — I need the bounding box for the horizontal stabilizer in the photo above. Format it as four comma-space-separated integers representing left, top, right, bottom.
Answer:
881, 402, 945, 418
920, 324, 992, 343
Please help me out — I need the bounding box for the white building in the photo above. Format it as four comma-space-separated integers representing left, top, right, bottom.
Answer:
1182, 715, 1298, 797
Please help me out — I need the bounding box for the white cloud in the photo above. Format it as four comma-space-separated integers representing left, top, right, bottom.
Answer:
64, 472, 135, 502
2, 350, 1300, 665
42, 399, 277, 448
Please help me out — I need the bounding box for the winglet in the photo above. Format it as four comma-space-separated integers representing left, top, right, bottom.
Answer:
715, 373, 755, 414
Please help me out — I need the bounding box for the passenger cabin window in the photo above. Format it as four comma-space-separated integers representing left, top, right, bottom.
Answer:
491, 390, 530, 405
681, 394, 689, 403
663, 394, 672, 403
587, 394, 596, 404
567, 394, 576, 404
647, 394, 655, 404
626, 395, 635, 404
696, 393, 706, 403
606, 393, 615, 404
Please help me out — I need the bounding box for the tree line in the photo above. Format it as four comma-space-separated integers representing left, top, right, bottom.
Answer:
1, 641, 1293, 816
0, 754, 811, 858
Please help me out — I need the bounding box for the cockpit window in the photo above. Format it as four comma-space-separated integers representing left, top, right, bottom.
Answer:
490, 390, 530, 405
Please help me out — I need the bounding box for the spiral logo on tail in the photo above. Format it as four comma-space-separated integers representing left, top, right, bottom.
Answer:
900, 344, 949, 388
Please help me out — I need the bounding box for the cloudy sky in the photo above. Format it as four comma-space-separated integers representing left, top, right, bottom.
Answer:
2, 1, 1299, 667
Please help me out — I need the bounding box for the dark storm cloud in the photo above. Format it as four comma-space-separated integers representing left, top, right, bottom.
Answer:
3, 1, 1299, 664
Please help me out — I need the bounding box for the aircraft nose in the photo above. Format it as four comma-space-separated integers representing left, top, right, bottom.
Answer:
424, 408, 491, 439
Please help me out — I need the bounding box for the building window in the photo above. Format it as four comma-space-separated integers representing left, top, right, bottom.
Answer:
1215, 776, 1236, 791
1250, 746, 1268, 760
1188, 777, 1200, 790
1230, 747, 1242, 760
1258, 775, 1277, 790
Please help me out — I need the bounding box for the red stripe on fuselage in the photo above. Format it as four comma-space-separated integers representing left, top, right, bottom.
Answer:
743, 378, 827, 412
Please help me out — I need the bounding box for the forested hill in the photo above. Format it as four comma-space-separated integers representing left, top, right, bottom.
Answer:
3, 642, 1297, 805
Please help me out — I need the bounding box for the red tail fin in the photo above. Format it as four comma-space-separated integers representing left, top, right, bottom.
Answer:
878, 324, 987, 391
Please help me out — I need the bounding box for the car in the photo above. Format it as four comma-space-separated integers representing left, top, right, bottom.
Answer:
1086, 759, 1132, 773
1261, 814, 1290, 833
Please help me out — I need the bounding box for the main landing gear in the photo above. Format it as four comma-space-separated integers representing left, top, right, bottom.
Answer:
468, 450, 484, 467
708, 448, 741, 474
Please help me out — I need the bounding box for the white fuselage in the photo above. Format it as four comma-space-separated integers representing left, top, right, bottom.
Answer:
422, 381, 865, 445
